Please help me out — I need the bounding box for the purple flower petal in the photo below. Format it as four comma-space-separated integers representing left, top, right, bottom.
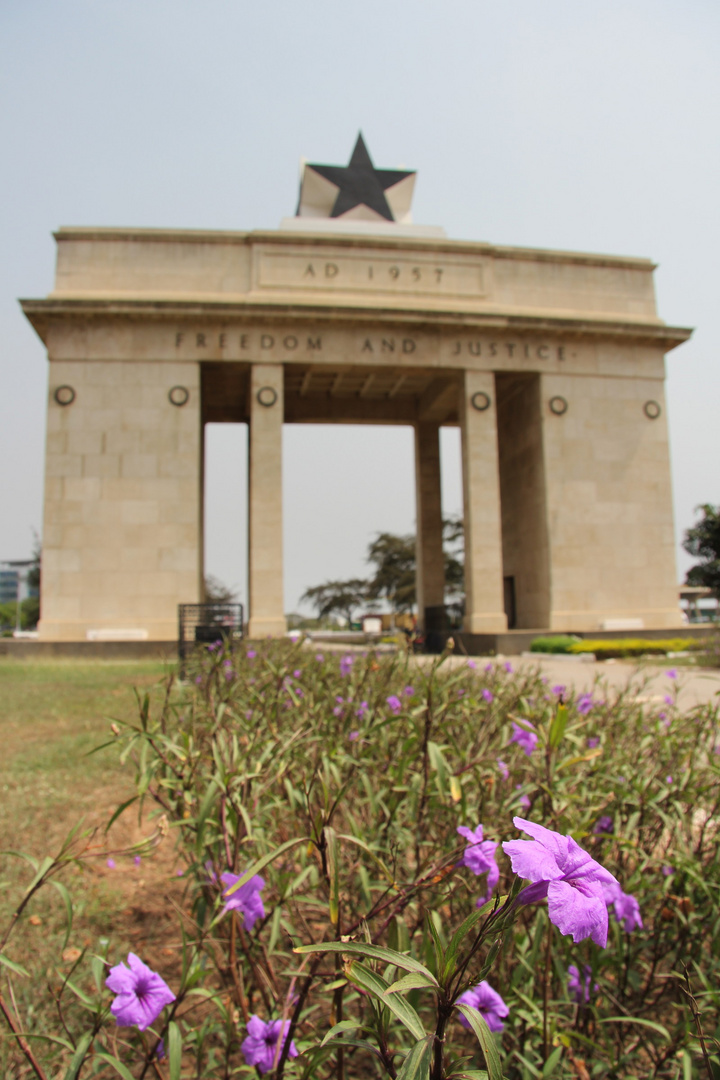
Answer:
457, 980, 508, 1032
241, 1016, 298, 1074
106, 953, 176, 1030
220, 872, 265, 930
503, 817, 619, 946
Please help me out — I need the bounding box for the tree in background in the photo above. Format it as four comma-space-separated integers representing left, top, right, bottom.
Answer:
204, 575, 239, 604
366, 532, 416, 612
301, 516, 466, 621
300, 579, 370, 626
683, 503, 720, 596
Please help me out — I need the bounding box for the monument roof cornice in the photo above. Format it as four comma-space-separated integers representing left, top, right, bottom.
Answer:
19, 296, 692, 351
51, 226, 657, 273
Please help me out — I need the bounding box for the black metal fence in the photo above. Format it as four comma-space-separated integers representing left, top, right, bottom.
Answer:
178, 603, 244, 675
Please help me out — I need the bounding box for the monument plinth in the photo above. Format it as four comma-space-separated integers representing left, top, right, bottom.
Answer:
21, 137, 691, 642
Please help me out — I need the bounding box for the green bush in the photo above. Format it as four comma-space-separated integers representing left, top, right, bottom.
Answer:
529, 635, 581, 654
568, 637, 701, 657
2, 645, 720, 1078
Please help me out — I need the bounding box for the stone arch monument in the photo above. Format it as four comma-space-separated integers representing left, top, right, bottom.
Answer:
21, 136, 691, 644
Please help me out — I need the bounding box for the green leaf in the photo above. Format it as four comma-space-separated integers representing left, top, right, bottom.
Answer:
168, 1019, 182, 1080
324, 826, 340, 927
51, 880, 73, 951
104, 796, 139, 834
448, 1073, 489, 1080
542, 1046, 563, 1076
346, 961, 426, 1040
294, 941, 439, 987
223, 837, 310, 898
62, 977, 95, 1007
446, 907, 488, 966
0, 953, 30, 978
599, 1016, 671, 1041
384, 972, 438, 996
455, 1003, 503, 1080
548, 703, 568, 749
338, 833, 395, 884
63, 1030, 93, 1080
93, 1052, 136, 1080
25, 855, 54, 895
321, 1020, 362, 1047
395, 1035, 433, 1080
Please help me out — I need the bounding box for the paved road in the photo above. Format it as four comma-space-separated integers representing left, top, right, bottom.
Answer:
448, 654, 720, 710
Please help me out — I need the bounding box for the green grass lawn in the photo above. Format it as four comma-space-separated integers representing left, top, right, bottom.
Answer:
0, 660, 171, 854
0, 661, 184, 1077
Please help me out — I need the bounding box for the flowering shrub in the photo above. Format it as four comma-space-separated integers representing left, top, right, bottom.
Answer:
1, 643, 720, 1078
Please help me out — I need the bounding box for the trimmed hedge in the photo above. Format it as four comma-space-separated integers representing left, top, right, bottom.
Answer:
529, 634, 581, 653
568, 637, 701, 657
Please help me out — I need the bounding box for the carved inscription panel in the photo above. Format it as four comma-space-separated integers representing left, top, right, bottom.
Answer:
254, 246, 486, 299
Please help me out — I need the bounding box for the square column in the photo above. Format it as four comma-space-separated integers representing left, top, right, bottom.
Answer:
414, 422, 445, 628
248, 363, 286, 637
38, 360, 202, 641
460, 371, 507, 633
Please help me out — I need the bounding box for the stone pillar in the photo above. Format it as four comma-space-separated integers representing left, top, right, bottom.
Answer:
248, 363, 286, 638
460, 371, 507, 633
38, 359, 202, 641
414, 422, 445, 630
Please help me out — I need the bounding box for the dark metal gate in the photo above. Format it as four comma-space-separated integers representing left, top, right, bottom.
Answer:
178, 603, 244, 675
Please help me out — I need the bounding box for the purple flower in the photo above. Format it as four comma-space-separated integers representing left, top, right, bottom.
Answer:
587, 737, 600, 749
155, 1038, 165, 1060
553, 684, 566, 697
662, 865, 674, 877
355, 701, 368, 717
106, 858, 116, 869
315, 653, 324, 662
467, 660, 477, 670
241, 1015, 298, 1074
502, 817, 619, 947
666, 668, 677, 679
220, 872, 265, 929
404, 685, 414, 697
484, 663, 493, 673
134, 855, 142, 866
577, 693, 593, 715
665, 775, 673, 785
456, 980, 508, 1032
568, 964, 597, 1005
510, 721, 538, 757
247, 650, 256, 659
332, 706, 343, 717
340, 655, 354, 676
106, 953, 176, 1030
497, 759, 509, 780
335, 695, 344, 704
482, 688, 494, 704
386, 695, 402, 713
503, 661, 514, 673
195, 676, 202, 685
603, 883, 643, 933
293, 669, 301, 678
457, 824, 499, 902
593, 815, 613, 835
664, 694, 673, 706
348, 730, 359, 741
518, 793, 531, 811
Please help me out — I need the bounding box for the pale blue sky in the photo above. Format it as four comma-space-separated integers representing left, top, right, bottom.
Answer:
2, 1, 719, 610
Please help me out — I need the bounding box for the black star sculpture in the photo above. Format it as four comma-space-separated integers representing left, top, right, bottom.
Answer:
298, 133, 415, 222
